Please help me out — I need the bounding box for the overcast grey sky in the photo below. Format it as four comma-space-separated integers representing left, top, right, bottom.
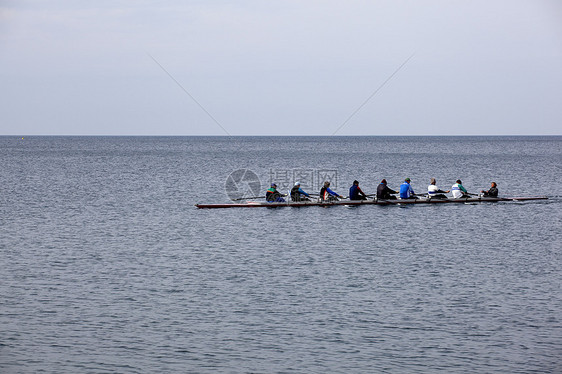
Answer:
1, 0, 561, 135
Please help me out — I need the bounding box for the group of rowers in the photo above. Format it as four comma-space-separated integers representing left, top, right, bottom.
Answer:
265, 178, 499, 202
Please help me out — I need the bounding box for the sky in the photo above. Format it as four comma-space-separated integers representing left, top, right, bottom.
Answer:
1, 0, 561, 136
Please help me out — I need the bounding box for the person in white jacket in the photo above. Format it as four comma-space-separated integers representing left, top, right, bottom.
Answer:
451, 179, 469, 198
427, 178, 450, 199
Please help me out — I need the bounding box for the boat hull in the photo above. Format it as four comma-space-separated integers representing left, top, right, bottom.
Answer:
195, 196, 548, 209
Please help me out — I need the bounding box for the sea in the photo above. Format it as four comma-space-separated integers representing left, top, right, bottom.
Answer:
1, 136, 561, 373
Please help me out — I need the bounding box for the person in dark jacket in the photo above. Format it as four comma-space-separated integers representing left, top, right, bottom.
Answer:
481, 182, 499, 197
349, 180, 367, 200
376, 179, 398, 200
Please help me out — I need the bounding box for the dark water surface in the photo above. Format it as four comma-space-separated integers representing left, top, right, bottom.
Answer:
1, 136, 561, 373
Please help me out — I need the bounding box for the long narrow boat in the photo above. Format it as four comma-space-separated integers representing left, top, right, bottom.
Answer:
195, 196, 548, 209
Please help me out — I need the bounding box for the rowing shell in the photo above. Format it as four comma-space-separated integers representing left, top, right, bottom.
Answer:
195, 196, 548, 209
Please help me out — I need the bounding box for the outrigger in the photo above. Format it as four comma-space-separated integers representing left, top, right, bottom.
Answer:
196, 196, 548, 209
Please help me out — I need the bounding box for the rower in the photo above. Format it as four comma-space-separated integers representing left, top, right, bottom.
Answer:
266, 183, 286, 202
399, 178, 417, 199
349, 180, 367, 200
290, 182, 311, 202
320, 181, 343, 202
427, 178, 450, 199
451, 179, 469, 198
376, 179, 398, 200
481, 182, 499, 197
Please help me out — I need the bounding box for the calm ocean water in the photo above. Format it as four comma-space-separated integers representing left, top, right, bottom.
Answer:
1, 136, 561, 373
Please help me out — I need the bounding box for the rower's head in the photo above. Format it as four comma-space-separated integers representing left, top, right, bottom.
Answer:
381, 179, 387, 184
271, 183, 277, 188
324, 181, 330, 187
295, 182, 300, 186
430, 178, 436, 185
353, 180, 359, 185
491, 182, 497, 187
456, 179, 462, 184
405, 178, 411, 184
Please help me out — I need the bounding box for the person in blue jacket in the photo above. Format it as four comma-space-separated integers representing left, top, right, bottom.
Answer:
400, 178, 417, 199
349, 180, 367, 200
320, 181, 343, 201
290, 182, 311, 201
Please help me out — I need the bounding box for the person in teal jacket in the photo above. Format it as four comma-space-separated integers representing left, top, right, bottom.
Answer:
266, 183, 285, 202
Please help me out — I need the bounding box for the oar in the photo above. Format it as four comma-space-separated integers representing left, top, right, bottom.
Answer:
231, 196, 263, 201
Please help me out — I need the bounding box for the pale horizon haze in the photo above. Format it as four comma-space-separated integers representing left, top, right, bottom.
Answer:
1, 0, 561, 136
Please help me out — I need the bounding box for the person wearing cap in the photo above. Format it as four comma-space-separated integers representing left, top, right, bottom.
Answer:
427, 178, 450, 199
451, 179, 469, 198
400, 178, 417, 199
481, 182, 499, 197
266, 183, 285, 202
376, 179, 398, 200
320, 181, 343, 202
290, 182, 311, 202
349, 180, 367, 200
